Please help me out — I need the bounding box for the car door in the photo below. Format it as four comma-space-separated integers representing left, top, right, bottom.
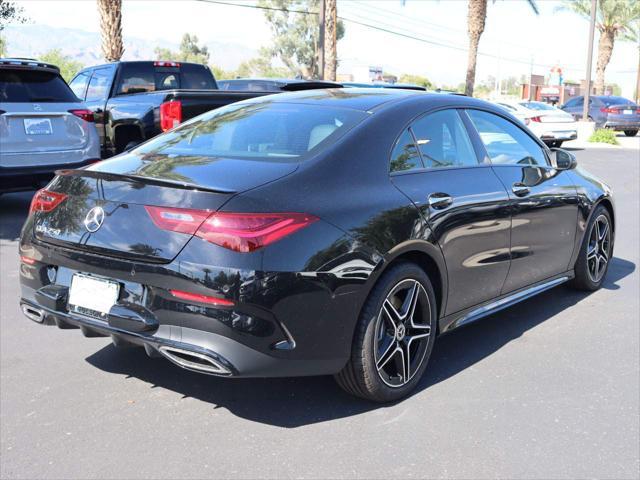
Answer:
390, 108, 512, 315
84, 66, 115, 152
466, 109, 579, 294
562, 97, 583, 119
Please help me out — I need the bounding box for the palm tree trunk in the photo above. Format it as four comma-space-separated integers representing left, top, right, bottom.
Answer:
594, 28, 615, 95
324, 0, 337, 81
97, 0, 124, 62
465, 0, 488, 97
636, 46, 640, 104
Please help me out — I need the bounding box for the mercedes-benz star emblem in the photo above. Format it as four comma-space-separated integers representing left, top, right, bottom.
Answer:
83, 206, 105, 233
33, 104, 42, 111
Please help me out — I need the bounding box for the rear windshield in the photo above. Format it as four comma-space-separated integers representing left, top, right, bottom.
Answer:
0, 69, 79, 103
135, 101, 367, 161
600, 96, 637, 107
519, 102, 556, 111
115, 62, 216, 94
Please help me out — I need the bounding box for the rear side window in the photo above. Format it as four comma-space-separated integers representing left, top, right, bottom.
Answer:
86, 68, 112, 102
411, 109, 478, 168
180, 64, 215, 89
467, 109, 546, 166
0, 69, 78, 103
69, 71, 90, 100
601, 96, 636, 107
135, 102, 366, 161
390, 129, 422, 172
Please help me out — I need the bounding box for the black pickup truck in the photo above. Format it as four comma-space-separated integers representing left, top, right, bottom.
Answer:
68, 61, 271, 157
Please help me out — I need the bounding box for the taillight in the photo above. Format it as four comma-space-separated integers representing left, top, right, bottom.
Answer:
530, 116, 542, 123
145, 206, 318, 253
29, 189, 67, 215
20, 255, 36, 265
600, 107, 617, 113
68, 109, 94, 122
170, 289, 234, 306
195, 212, 319, 253
160, 101, 182, 131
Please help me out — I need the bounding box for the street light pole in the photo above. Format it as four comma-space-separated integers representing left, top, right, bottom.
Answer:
582, 0, 597, 122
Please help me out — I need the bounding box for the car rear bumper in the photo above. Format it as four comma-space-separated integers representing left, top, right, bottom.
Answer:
604, 120, 640, 131
0, 158, 100, 193
539, 130, 578, 141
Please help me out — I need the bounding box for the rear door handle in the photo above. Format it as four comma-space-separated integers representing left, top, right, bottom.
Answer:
512, 183, 530, 197
428, 192, 453, 209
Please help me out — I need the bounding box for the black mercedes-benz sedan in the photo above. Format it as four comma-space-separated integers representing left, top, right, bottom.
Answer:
19, 89, 614, 402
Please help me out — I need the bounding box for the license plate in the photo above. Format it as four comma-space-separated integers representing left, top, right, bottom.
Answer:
24, 118, 52, 135
623, 109, 633, 115
68, 274, 119, 319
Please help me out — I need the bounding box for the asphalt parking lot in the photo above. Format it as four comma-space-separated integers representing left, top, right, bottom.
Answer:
1, 138, 639, 479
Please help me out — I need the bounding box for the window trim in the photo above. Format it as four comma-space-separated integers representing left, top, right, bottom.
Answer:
463, 107, 551, 168
388, 107, 486, 175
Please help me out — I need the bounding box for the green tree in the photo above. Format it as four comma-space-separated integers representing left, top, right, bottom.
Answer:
258, 0, 344, 79
558, 0, 640, 95
40, 49, 83, 82
0, 35, 6, 56
398, 74, 433, 89
235, 47, 293, 78
155, 33, 210, 64
0, 0, 28, 56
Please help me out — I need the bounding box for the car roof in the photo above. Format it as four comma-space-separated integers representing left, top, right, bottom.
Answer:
0, 58, 60, 72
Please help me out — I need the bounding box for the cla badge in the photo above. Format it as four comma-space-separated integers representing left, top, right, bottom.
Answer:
83, 206, 105, 233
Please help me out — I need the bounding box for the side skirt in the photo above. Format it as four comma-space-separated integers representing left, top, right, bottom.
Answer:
439, 271, 574, 333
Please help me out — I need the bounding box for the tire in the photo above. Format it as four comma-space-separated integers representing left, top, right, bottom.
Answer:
624, 130, 638, 137
570, 205, 613, 291
335, 262, 437, 402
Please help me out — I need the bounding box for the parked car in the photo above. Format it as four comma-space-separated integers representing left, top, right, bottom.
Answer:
0, 58, 101, 194
343, 81, 427, 91
494, 100, 577, 147
19, 89, 614, 402
68, 61, 274, 158
217, 78, 342, 92
561, 95, 639, 136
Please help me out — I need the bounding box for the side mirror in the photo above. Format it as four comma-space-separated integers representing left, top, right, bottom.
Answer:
551, 148, 577, 170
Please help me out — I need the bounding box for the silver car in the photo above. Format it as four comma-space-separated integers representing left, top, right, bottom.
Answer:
0, 58, 100, 194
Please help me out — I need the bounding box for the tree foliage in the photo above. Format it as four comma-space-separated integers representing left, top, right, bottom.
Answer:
258, 0, 344, 79
398, 74, 433, 89
40, 49, 84, 82
558, 0, 640, 95
155, 33, 210, 64
0, 0, 27, 31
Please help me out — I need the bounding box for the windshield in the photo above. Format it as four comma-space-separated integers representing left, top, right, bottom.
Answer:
0, 69, 79, 103
135, 101, 367, 161
519, 102, 556, 111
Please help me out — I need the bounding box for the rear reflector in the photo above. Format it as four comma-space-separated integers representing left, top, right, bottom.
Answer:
68, 109, 95, 122
29, 189, 67, 215
160, 101, 182, 131
145, 206, 318, 253
170, 289, 234, 306
20, 255, 36, 265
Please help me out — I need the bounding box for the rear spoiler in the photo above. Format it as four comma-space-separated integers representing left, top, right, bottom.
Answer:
281, 81, 344, 91
55, 169, 237, 195
0, 58, 60, 73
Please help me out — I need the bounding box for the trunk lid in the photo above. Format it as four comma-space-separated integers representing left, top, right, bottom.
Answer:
33, 151, 297, 262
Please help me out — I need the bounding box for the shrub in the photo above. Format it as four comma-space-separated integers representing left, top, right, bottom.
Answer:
588, 129, 619, 145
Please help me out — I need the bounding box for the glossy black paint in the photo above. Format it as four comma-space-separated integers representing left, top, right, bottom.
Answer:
19, 89, 615, 378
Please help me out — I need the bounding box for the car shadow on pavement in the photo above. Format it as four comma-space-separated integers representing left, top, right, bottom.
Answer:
0, 192, 33, 242
85, 256, 635, 428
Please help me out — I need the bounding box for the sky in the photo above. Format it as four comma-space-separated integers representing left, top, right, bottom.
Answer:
10, 0, 639, 97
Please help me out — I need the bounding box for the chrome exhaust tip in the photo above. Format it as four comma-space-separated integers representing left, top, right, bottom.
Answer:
21, 304, 45, 323
158, 346, 231, 376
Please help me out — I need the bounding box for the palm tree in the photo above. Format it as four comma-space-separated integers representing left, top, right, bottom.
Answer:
621, 21, 640, 102
465, 0, 539, 96
97, 0, 124, 62
324, 0, 337, 81
559, 0, 640, 95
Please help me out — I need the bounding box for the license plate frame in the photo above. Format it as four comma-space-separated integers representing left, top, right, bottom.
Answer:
23, 117, 53, 135
68, 273, 120, 319
623, 109, 633, 115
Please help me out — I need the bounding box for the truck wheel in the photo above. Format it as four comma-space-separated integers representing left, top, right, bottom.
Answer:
624, 130, 638, 137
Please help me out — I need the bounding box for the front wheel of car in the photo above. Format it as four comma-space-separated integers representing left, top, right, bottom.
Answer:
570, 205, 613, 291
335, 262, 437, 402
623, 130, 638, 137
